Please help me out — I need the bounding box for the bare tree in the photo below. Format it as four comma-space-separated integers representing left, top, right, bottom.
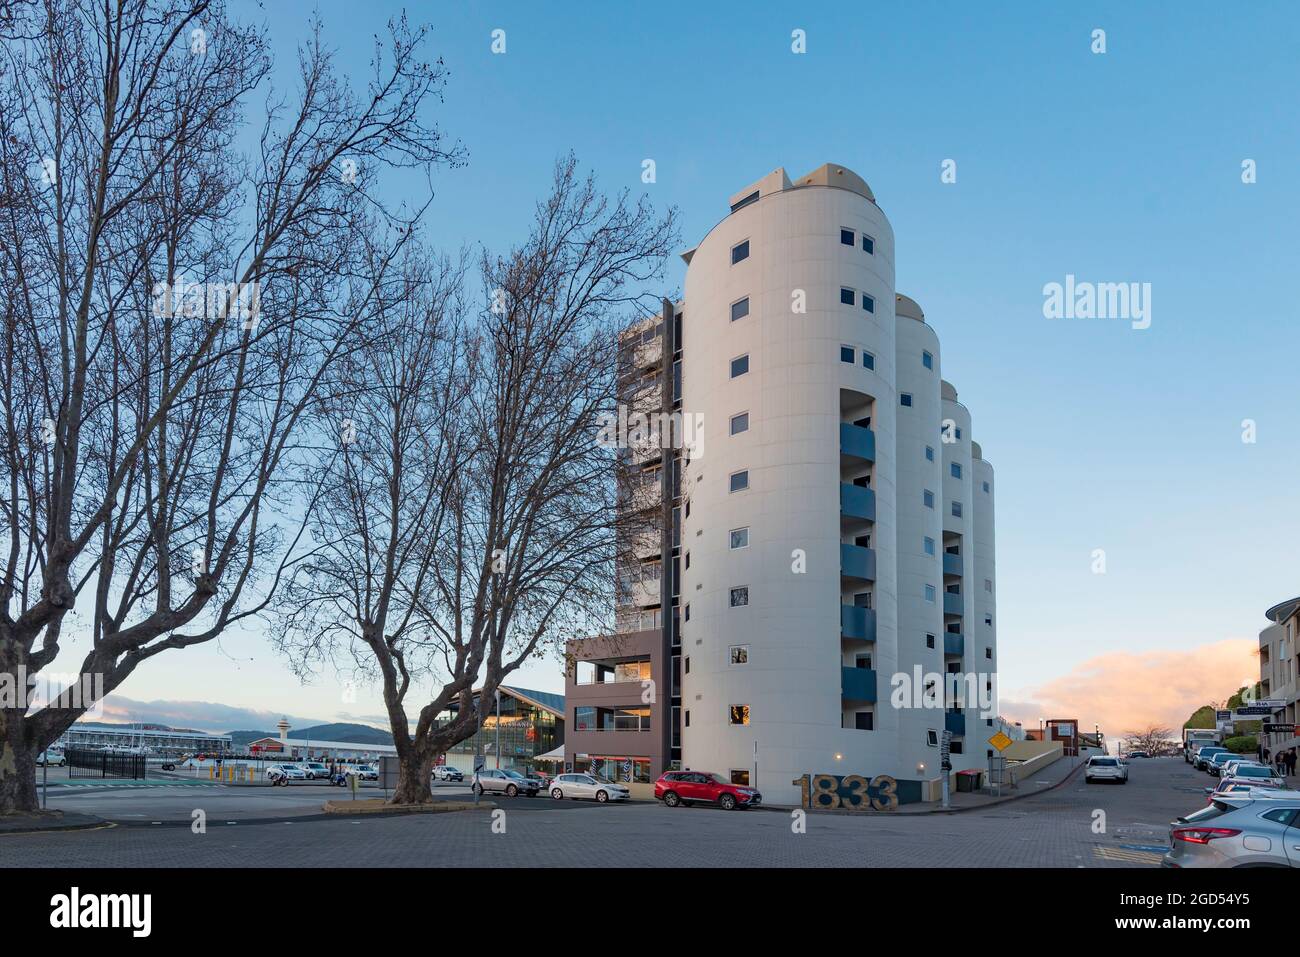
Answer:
272, 155, 676, 804
0, 0, 461, 814
1125, 726, 1175, 755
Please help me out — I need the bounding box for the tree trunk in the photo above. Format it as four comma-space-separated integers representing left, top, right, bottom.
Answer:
0, 712, 40, 815
390, 743, 435, 805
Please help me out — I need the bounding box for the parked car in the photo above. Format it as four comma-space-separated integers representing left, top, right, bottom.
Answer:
1126, 750, 1150, 759
350, 765, 379, 781
1164, 793, 1300, 868
1084, 755, 1129, 784
35, 750, 67, 767
267, 764, 306, 785
472, 768, 540, 797
1194, 746, 1229, 771
1207, 752, 1242, 777
1221, 758, 1263, 776
548, 772, 630, 803
432, 765, 463, 782
1223, 765, 1286, 787
299, 762, 331, 780
654, 770, 762, 809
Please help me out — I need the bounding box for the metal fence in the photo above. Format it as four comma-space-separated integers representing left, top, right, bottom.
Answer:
66, 747, 146, 780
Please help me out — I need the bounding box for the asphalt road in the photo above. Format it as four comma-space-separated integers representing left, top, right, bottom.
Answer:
0, 756, 1208, 867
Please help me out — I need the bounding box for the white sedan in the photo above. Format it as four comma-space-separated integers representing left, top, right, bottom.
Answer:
266, 764, 307, 785
548, 773, 630, 803
1084, 756, 1128, 784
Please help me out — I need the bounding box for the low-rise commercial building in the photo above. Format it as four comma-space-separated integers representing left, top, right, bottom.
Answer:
1259, 596, 1300, 756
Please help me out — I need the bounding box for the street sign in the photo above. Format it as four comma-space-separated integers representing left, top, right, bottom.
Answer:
988, 731, 1013, 752
1263, 723, 1296, 734
1235, 706, 1277, 717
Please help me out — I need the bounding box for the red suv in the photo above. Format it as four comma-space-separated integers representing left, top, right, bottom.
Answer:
654, 771, 761, 810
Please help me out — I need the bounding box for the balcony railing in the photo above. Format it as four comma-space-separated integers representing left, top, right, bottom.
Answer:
841, 667, 877, 703
839, 422, 876, 463
840, 544, 876, 582
841, 605, 877, 642
943, 553, 963, 576
840, 483, 876, 523
943, 592, 963, 616
943, 633, 964, 657
945, 711, 966, 736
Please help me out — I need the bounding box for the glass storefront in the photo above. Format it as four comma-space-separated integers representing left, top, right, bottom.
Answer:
446, 692, 562, 772
575, 755, 652, 784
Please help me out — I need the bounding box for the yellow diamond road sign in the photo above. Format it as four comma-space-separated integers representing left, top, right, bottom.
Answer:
989, 731, 1013, 752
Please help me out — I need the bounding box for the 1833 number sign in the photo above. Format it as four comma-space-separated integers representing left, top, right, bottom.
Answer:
792, 773, 899, 811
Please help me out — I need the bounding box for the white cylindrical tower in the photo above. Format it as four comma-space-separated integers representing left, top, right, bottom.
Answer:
939, 381, 978, 770
678, 164, 898, 803
972, 441, 998, 759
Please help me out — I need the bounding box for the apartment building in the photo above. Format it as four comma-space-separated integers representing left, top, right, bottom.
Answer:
1259, 596, 1300, 756
566, 163, 998, 804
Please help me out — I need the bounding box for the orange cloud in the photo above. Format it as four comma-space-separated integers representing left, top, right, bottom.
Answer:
1001, 638, 1258, 740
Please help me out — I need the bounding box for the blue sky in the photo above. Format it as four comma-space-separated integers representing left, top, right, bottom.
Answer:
89, 1, 1300, 736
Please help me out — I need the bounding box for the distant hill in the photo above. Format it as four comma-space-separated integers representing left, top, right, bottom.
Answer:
227, 722, 393, 749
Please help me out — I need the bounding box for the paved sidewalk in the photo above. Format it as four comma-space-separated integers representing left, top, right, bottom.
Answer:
894, 752, 1087, 814
0, 810, 108, 834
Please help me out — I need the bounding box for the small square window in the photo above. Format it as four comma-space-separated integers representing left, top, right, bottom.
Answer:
862, 294, 875, 314
729, 470, 749, 493
985, 648, 992, 660
729, 705, 750, 726
956, 427, 963, 440
862, 351, 875, 370
729, 527, 749, 549
985, 614, 992, 626
862, 234, 874, 255
923, 536, 935, 556
951, 501, 962, 518
684, 551, 691, 570
840, 345, 855, 364
927, 729, 939, 747
925, 446, 935, 462
951, 463, 962, 479
924, 584, 936, 603
729, 354, 749, 378
731, 240, 749, 264
854, 711, 874, 731
840, 287, 855, 306
840, 228, 855, 246
926, 633, 935, 649
900, 393, 913, 407
922, 350, 933, 370
982, 481, 990, 493
730, 645, 749, 665
923, 490, 935, 508
729, 586, 749, 607
729, 412, 749, 435
730, 297, 750, 322
684, 603, 691, 622
984, 578, 993, 592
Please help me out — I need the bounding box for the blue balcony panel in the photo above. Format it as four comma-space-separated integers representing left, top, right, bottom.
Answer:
945, 711, 966, 736
840, 483, 876, 523
841, 605, 877, 642
840, 544, 876, 582
943, 553, 963, 577
839, 423, 876, 463
943, 592, 964, 616
943, 633, 964, 657
842, 667, 878, 703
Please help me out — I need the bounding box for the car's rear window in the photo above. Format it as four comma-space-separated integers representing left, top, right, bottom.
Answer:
1091, 758, 1117, 766
1179, 801, 1231, 824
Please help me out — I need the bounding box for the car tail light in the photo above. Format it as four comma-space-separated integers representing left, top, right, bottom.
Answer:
1171, 826, 1241, 845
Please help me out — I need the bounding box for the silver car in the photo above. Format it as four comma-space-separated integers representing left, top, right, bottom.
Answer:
549, 772, 630, 803
472, 768, 540, 797
1084, 755, 1128, 784
1164, 793, 1299, 868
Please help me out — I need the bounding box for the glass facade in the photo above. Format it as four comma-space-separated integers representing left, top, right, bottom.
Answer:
575, 755, 652, 784
446, 692, 562, 772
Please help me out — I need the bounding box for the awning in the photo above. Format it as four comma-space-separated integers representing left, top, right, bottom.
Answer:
534, 745, 565, 763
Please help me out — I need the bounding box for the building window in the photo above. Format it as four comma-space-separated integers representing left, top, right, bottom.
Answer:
730, 190, 759, 213
684, 603, 691, 622
684, 551, 691, 570
926, 633, 936, 649
927, 729, 939, 747
951, 501, 962, 518
854, 712, 874, 731
984, 578, 993, 592
840, 287, 855, 306
730, 296, 750, 322
862, 294, 874, 314
729, 470, 749, 492
923, 489, 935, 508
862, 234, 875, 255
840, 228, 855, 246
685, 656, 690, 674
729, 586, 749, 607
729, 705, 750, 726
730, 769, 751, 785
862, 351, 874, 370
840, 345, 855, 363
956, 427, 962, 439
924, 536, 936, 556
985, 614, 992, 626
729, 411, 749, 435
925, 446, 934, 462
730, 354, 749, 378
730, 645, 749, 665
985, 648, 992, 660
922, 350, 933, 370
684, 710, 691, 727
925, 584, 936, 603
731, 240, 750, 264
950, 463, 961, 479
983, 481, 990, 493
729, 527, 749, 550
900, 393, 913, 407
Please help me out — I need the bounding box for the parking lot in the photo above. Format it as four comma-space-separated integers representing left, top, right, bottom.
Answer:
0, 756, 1220, 867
